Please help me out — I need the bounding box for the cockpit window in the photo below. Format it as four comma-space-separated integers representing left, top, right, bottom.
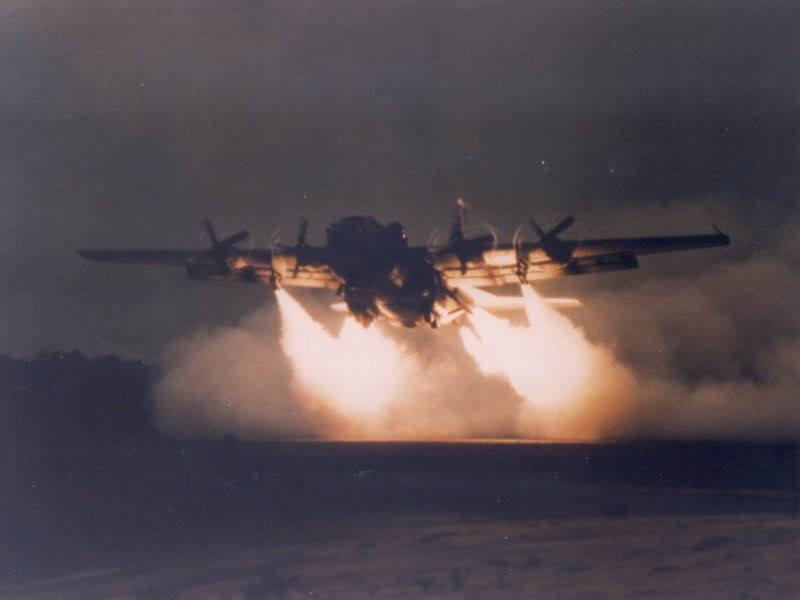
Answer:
327, 216, 387, 249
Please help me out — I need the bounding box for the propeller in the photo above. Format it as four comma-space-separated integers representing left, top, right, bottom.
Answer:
444, 198, 496, 274
530, 215, 574, 239
530, 215, 575, 265
512, 224, 530, 283
204, 219, 249, 271
511, 215, 575, 282
426, 225, 445, 249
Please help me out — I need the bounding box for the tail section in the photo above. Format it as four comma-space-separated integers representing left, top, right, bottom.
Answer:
449, 197, 466, 245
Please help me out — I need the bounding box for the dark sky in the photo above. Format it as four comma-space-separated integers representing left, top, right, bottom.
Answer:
1, 0, 797, 360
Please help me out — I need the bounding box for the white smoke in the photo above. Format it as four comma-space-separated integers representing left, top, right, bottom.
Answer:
155, 202, 799, 441
154, 303, 343, 439
155, 285, 638, 441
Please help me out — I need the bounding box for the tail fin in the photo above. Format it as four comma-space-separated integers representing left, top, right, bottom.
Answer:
449, 198, 466, 245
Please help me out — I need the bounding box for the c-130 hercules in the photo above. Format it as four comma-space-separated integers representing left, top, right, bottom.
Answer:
80, 200, 729, 329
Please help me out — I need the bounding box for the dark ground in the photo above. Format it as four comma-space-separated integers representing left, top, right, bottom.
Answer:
2, 439, 798, 598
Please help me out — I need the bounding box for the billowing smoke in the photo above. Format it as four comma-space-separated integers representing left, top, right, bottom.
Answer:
564, 197, 800, 440
155, 202, 799, 441
578, 224, 800, 440
461, 286, 637, 439
156, 284, 637, 440
275, 290, 416, 436
155, 304, 344, 439
155, 300, 519, 440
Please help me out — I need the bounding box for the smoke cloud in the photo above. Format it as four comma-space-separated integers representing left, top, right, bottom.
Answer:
576, 202, 800, 440
155, 304, 343, 439
156, 295, 526, 440
155, 285, 639, 441
155, 200, 799, 442
583, 257, 799, 439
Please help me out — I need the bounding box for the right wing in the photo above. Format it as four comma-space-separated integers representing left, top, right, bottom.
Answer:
78, 249, 212, 265
79, 247, 340, 289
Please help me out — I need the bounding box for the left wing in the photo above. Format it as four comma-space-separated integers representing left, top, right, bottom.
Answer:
78, 220, 340, 288
80, 247, 340, 288
78, 249, 269, 265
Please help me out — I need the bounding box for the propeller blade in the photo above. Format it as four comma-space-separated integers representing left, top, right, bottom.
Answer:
204, 219, 219, 246
529, 217, 546, 239
203, 220, 241, 272
512, 225, 525, 254
426, 225, 444, 249
221, 230, 249, 246
547, 216, 575, 238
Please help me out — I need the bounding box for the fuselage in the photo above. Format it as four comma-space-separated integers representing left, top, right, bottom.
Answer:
242, 216, 465, 328
322, 216, 459, 327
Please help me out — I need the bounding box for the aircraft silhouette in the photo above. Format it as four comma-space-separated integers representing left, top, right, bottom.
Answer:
80, 201, 729, 328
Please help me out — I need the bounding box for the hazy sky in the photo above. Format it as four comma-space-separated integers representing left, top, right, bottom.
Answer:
1, 0, 797, 361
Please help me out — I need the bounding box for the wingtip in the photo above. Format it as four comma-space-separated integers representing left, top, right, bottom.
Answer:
711, 224, 731, 245
77, 249, 97, 260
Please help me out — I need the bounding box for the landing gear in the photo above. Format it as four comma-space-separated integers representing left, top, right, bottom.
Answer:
422, 309, 438, 329
516, 255, 529, 284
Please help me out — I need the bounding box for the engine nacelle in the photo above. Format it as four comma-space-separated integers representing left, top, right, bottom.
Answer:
186, 258, 274, 284
185, 258, 229, 280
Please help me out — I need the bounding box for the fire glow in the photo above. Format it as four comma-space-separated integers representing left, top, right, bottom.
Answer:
276, 290, 413, 420
273, 285, 629, 439
462, 285, 591, 412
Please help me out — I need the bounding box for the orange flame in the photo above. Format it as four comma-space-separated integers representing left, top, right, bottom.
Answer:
462, 285, 631, 438
458, 326, 501, 375
273, 286, 634, 441
276, 290, 413, 421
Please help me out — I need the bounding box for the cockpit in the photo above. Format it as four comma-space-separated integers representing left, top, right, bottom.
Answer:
326, 216, 407, 254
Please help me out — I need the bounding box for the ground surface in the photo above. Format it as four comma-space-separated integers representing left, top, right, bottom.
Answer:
2, 440, 798, 598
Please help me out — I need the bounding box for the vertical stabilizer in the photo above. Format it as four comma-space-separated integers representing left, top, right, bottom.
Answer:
450, 198, 466, 245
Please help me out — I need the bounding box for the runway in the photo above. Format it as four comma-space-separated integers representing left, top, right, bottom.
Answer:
3, 440, 798, 598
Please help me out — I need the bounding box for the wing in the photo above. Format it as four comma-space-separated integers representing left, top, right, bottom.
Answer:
79, 247, 340, 289
430, 230, 730, 286
270, 248, 340, 289
78, 249, 208, 265
567, 232, 731, 258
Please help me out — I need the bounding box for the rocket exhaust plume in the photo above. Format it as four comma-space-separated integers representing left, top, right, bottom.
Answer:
276, 285, 636, 440
156, 288, 637, 441
275, 290, 413, 427
458, 326, 501, 375
462, 285, 636, 439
